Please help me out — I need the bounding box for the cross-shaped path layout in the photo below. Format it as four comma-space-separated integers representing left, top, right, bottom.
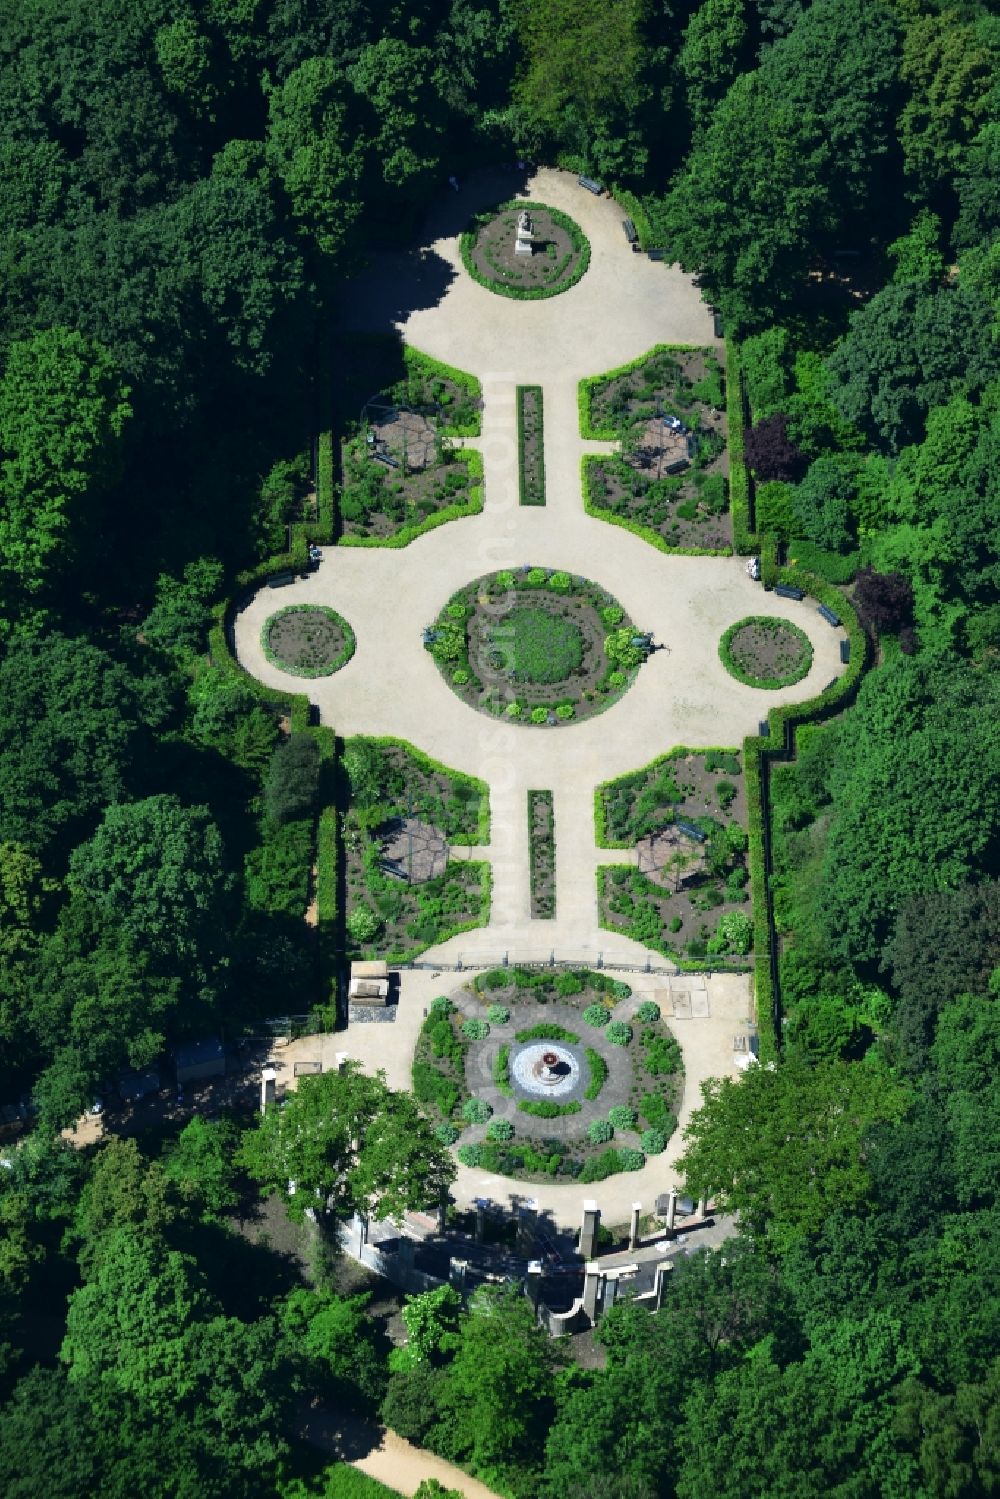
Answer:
234, 166, 845, 968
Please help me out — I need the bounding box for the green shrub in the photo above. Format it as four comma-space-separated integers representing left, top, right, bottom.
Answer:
608, 1106, 637, 1131
619, 1148, 645, 1171
456, 1145, 482, 1167
640, 1093, 676, 1132
347, 904, 380, 943
430, 995, 454, 1016
462, 1018, 490, 1041
530, 706, 548, 725
642, 1033, 682, 1075
611, 980, 631, 1000
582, 1003, 610, 1028
584, 1050, 608, 1100
493, 1044, 511, 1093
518, 1099, 581, 1118
435, 1123, 459, 1146
636, 1001, 661, 1023
486, 1119, 514, 1142
476, 970, 509, 991
588, 1119, 614, 1145
605, 1021, 633, 1047
515, 1023, 580, 1043
462, 1097, 492, 1124
579, 1148, 623, 1182
640, 1128, 667, 1154
412, 1064, 459, 1118
709, 910, 754, 954
486, 1004, 510, 1025
669, 915, 683, 933
554, 972, 583, 997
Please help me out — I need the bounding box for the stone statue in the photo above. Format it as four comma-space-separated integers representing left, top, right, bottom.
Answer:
514, 208, 535, 257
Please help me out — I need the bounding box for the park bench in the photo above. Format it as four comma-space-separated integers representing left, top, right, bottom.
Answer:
579, 175, 603, 195
758, 720, 770, 737
665, 458, 689, 475
373, 451, 399, 468
840, 639, 850, 664
622, 217, 639, 249
713, 311, 725, 338
266, 571, 295, 588
676, 819, 707, 843
774, 584, 804, 601
818, 603, 841, 626
647, 247, 666, 262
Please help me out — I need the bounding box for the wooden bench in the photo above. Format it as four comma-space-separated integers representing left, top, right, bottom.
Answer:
839, 639, 850, 664
713, 310, 724, 338
622, 217, 639, 248
647, 247, 666, 262
266, 571, 295, 588
818, 603, 841, 626
774, 584, 804, 601
373, 451, 399, 468
578, 174, 603, 195
676, 819, 707, 843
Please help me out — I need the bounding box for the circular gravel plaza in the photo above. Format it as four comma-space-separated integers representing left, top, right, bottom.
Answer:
719, 614, 813, 689
425, 568, 648, 726
460, 200, 590, 299
262, 603, 355, 678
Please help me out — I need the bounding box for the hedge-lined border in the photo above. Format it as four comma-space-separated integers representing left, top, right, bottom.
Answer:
582, 455, 733, 559
460, 201, 591, 300
337, 447, 484, 550
719, 616, 813, 690
261, 604, 356, 679
381, 862, 492, 966
348, 733, 491, 845
742, 571, 867, 1060
401, 345, 483, 438
578, 344, 707, 440
594, 744, 744, 849
612, 187, 655, 252
517, 385, 545, 506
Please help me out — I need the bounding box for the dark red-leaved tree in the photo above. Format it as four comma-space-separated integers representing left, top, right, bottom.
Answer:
854, 567, 915, 639
743, 413, 807, 482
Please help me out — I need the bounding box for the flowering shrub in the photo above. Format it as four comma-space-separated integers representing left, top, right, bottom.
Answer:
486, 1004, 511, 1025
462, 1018, 490, 1041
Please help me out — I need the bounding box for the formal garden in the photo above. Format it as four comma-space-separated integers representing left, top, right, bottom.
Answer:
337, 342, 483, 544
342, 736, 491, 961
719, 615, 813, 688
580, 345, 730, 551
460, 201, 590, 298
410, 969, 683, 1183
261, 604, 356, 677
597, 748, 754, 965
424, 567, 650, 724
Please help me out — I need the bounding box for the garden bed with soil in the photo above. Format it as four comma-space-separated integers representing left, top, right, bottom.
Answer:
410, 970, 683, 1184
518, 385, 545, 505
581, 347, 730, 551
597, 749, 753, 964
424, 568, 650, 725
528, 790, 555, 919
719, 616, 813, 688
262, 605, 355, 677
460, 202, 590, 299
343, 737, 490, 960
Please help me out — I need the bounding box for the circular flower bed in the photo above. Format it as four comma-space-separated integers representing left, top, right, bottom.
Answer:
460, 201, 590, 299
719, 615, 813, 688
262, 604, 356, 678
410, 969, 684, 1184
425, 569, 649, 725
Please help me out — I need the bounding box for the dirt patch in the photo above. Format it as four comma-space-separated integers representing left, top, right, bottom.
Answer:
528, 790, 555, 919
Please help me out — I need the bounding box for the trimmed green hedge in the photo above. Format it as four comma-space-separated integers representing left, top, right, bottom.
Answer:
584, 1048, 608, 1099
719, 616, 813, 690
338, 447, 484, 550
517, 1099, 582, 1118
261, 604, 356, 679
582, 457, 733, 558
514, 1022, 580, 1044
726, 341, 755, 555
742, 570, 866, 1059
460, 201, 591, 300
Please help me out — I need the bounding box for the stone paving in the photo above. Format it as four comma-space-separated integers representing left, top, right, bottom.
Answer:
234, 167, 846, 1227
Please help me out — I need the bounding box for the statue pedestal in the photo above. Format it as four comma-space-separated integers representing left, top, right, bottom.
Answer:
514, 232, 533, 257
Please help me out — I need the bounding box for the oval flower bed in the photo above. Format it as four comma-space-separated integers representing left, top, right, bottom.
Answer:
262, 604, 356, 677
409, 969, 683, 1184
424, 569, 650, 725
460, 202, 590, 299
719, 615, 813, 688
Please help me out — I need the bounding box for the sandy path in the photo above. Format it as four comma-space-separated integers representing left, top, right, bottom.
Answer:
300, 1401, 504, 1498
